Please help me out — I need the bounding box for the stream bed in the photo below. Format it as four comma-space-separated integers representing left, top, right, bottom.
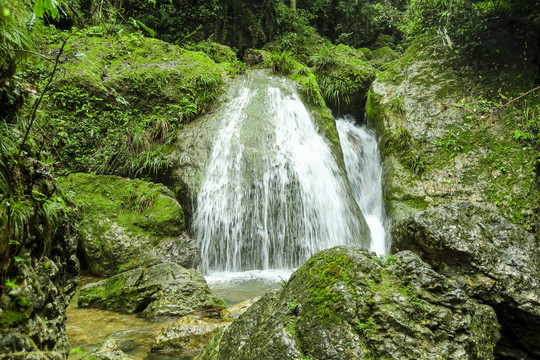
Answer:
66, 273, 288, 359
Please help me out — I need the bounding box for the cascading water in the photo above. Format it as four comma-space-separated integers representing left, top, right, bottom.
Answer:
337, 116, 389, 254
193, 71, 369, 276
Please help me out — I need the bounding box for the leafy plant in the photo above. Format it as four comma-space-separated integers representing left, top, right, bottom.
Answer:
270, 51, 296, 75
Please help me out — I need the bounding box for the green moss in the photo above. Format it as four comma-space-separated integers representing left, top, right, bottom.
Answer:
59, 172, 184, 237
295, 249, 356, 324
15, 296, 33, 308
0, 310, 29, 327
36, 33, 230, 178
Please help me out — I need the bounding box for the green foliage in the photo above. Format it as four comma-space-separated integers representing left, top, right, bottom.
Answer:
285, 318, 299, 336
309, 46, 339, 71
514, 92, 540, 151
287, 299, 299, 312
371, 254, 401, 267
402, 0, 540, 56
0, 114, 66, 290
297, 0, 404, 48
269, 51, 296, 75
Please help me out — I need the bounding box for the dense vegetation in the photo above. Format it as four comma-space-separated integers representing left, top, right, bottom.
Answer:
1, 0, 540, 291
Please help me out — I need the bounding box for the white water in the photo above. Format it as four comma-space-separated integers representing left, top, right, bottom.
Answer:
193, 71, 368, 274
337, 116, 388, 254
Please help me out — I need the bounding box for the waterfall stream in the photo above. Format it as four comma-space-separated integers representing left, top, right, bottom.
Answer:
193, 71, 369, 275
337, 116, 389, 254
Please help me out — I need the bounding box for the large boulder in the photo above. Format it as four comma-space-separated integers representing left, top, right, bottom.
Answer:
58, 173, 198, 276
77, 263, 225, 318
197, 246, 500, 360
392, 201, 540, 359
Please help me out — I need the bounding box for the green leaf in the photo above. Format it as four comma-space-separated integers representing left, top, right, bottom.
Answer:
34, 0, 59, 19
129, 17, 155, 37
14, 256, 26, 262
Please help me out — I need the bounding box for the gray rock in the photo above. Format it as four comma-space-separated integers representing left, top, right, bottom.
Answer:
198, 246, 500, 360
367, 35, 540, 234
152, 315, 229, 351
392, 201, 540, 359
77, 263, 225, 318
81, 339, 141, 360
220, 297, 260, 322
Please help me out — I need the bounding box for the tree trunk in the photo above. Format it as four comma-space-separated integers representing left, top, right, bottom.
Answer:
291, 0, 296, 11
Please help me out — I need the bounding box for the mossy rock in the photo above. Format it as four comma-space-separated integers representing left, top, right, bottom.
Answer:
38, 32, 237, 178
58, 172, 196, 276
78, 263, 225, 318
370, 46, 399, 67
368, 33, 540, 232
373, 33, 395, 49
198, 246, 500, 360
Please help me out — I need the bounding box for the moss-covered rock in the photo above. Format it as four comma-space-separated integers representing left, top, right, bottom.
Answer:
78, 263, 225, 318
368, 34, 540, 233
370, 46, 399, 67
58, 172, 196, 276
392, 201, 540, 359
198, 246, 500, 360
38, 32, 238, 178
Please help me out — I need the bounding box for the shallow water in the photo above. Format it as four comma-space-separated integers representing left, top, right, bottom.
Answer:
205, 269, 293, 305
66, 275, 177, 359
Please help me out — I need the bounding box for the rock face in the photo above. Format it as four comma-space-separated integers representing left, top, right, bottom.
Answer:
77, 263, 225, 318
392, 201, 540, 359
0, 215, 79, 359
198, 246, 500, 360
58, 173, 198, 276
367, 34, 540, 234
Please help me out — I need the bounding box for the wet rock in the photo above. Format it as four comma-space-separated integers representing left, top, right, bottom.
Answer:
58, 173, 198, 276
198, 246, 500, 360
81, 339, 141, 360
152, 315, 228, 351
78, 263, 225, 318
392, 201, 540, 359
0, 212, 79, 359
220, 297, 260, 322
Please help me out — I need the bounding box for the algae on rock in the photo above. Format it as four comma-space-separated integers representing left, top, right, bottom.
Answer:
58, 173, 197, 276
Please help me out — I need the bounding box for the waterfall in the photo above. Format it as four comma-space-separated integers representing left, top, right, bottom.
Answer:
193, 71, 369, 274
337, 116, 388, 254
